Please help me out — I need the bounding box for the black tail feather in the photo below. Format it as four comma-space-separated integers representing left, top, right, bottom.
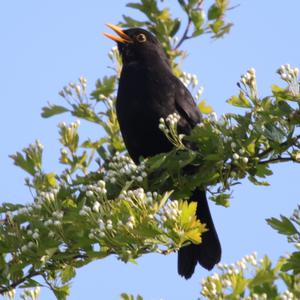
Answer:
178, 189, 221, 279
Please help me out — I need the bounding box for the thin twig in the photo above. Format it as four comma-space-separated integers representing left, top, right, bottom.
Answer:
174, 18, 192, 50
258, 135, 300, 159
174, 0, 204, 50
0, 269, 41, 295
259, 157, 293, 165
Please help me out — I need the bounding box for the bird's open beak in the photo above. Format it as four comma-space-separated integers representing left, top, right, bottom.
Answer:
103, 23, 132, 43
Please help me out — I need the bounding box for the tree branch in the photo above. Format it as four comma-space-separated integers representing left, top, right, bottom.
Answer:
0, 269, 41, 295
174, 0, 204, 50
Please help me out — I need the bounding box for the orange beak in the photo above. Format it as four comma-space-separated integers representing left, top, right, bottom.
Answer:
103, 23, 132, 43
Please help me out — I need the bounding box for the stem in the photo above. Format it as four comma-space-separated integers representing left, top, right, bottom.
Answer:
259, 157, 293, 164
174, 17, 192, 50
258, 135, 300, 159
174, 0, 204, 50
0, 269, 41, 295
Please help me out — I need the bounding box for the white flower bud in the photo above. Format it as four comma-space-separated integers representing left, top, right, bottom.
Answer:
86, 190, 94, 197
242, 157, 249, 163
233, 153, 239, 160
93, 201, 101, 213
126, 221, 134, 229
32, 232, 39, 239
239, 148, 245, 154
21, 245, 28, 252
249, 67, 256, 75
281, 73, 288, 80
110, 177, 116, 184
48, 231, 55, 238
53, 220, 60, 226
136, 176, 143, 182
128, 216, 135, 223
28, 241, 35, 248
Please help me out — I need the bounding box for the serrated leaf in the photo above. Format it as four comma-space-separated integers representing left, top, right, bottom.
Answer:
61, 266, 76, 284
267, 216, 298, 236
41, 105, 69, 118
53, 285, 70, 300
227, 91, 252, 108
249, 268, 275, 287
19, 278, 41, 288
91, 76, 116, 100
263, 124, 285, 143
10, 152, 35, 176
248, 175, 270, 186
198, 100, 213, 114
210, 193, 230, 207
179, 200, 197, 225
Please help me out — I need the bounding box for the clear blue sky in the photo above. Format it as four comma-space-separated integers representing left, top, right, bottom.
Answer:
1, 1, 300, 299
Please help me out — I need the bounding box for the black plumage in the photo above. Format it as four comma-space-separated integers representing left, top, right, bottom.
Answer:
104, 24, 221, 278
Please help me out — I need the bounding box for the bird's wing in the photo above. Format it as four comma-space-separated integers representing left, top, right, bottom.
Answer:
174, 78, 202, 128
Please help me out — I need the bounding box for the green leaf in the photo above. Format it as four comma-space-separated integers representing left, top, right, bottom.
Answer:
53, 285, 70, 300
91, 76, 116, 100
20, 278, 41, 288
248, 175, 270, 186
227, 91, 252, 108
46, 172, 57, 187
191, 11, 204, 30
210, 193, 230, 207
122, 15, 145, 27
267, 216, 298, 236
198, 100, 213, 114
41, 104, 69, 118
249, 268, 275, 287
208, 4, 222, 20
170, 18, 181, 36
61, 266, 76, 284
255, 164, 273, 178
283, 252, 300, 274
10, 151, 36, 176
120, 293, 134, 300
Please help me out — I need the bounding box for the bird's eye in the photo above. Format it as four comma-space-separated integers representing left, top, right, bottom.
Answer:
136, 33, 147, 43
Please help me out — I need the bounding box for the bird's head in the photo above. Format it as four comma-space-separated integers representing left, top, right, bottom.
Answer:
104, 23, 170, 68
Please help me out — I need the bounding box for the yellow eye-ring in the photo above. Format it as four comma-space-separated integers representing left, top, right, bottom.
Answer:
136, 33, 147, 43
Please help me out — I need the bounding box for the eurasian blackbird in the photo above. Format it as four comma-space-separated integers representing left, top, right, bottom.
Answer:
104, 24, 221, 279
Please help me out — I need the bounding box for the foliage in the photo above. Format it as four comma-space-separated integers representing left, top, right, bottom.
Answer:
199, 207, 300, 299
1, 0, 300, 299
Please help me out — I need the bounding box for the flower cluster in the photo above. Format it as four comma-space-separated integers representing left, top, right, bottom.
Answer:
36, 188, 59, 206
20, 229, 40, 253
160, 200, 180, 223
194, 86, 204, 101
81, 180, 107, 201
277, 64, 299, 82
58, 77, 88, 100
231, 143, 249, 165
240, 68, 258, 99
159, 113, 185, 148
180, 71, 198, 87
277, 64, 300, 96
104, 153, 146, 184
201, 253, 297, 300
20, 286, 41, 300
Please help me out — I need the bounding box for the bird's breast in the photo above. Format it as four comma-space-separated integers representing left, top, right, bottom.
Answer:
116, 65, 174, 162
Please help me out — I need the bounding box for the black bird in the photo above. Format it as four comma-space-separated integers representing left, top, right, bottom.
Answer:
104, 24, 221, 278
